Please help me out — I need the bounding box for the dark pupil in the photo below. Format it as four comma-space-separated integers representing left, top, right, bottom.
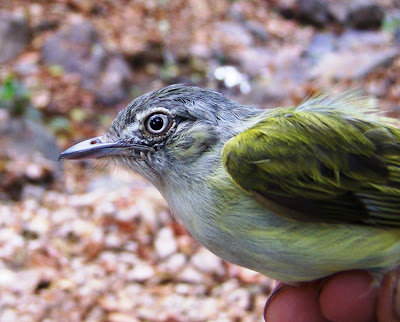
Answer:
150, 116, 164, 131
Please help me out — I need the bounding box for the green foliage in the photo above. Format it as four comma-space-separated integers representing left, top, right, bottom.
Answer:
70, 108, 88, 123
48, 64, 65, 77
382, 16, 400, 33
0, 75, 31, 117
99, 114, 113, 128
130, 86, 144, 99
48, 116, 71, 134
159, 63, 179, 81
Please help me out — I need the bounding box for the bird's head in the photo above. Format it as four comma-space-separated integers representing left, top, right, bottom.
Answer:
59, 84, 257, 189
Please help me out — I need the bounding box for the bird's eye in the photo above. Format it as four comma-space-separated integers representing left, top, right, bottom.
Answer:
145, 113, 171, 135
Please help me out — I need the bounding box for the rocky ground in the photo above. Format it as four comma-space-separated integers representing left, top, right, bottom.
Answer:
1, 0, 400, 321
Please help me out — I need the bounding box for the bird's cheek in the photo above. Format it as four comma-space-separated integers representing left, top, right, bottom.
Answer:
171, 132, 218, 162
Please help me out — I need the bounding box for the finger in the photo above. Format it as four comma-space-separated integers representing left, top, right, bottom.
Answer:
377, 269, 400, 322
264, 281, 327, 322
319, 270, 378, 322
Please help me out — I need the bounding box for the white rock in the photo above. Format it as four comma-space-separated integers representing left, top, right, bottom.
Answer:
0, 268, 17, 288
227, 288, 251, 310
127, 262, 155, 282
154, 227, 177, 259
0, 309, 18, 322
175, 283, 207, 296
15, 270, 42, 293
236, 266, 265, 283
0, 229, 24, 257
24, 215, 50, 235
104, 232, 124, 248
123, 241, 138, 253
94, 201, 116, 217
191, 247, 225, 276
108, 312, 136, 322
211, 279, 240, 297
176, 266, 203, 284
114, 206, 140, 222
159, 253, 186, 274
0, 269, 41, 293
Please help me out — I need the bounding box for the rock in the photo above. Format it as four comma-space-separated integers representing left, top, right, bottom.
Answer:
214, 21, 254, 48
286, 0, 384, 29
226, 288, 252, 310
175, 283, 207, 296
236, 266, 267, 284
239, 78, 287, 106
211, 279, 240, 297
104, 231, 125, 249
227, 8, 270, 42
136, 187, 167, 230
304, 28, 398, 83
236, 45, 309, 106
68, 0, 99, 13
0, 117, 61, 200
108, 313, 137, 322
311, 48, 400, 81
214, 65, 251, 94
235, 47, 273, 77
159, 253, 187, 275
335, 29, 390, 49
95, 55, 132, 105
154, 226, 178, 259
0, 11, 30, 63
305, 29, 392, 65
87, 174, 136, 194
296, 0, 334, 27
14, 52, 40, 76
0, 268, 17, 289
41, 22, 132, 105
176, 266, 204, 284
244, 20, 270, 42
0, 228, 24, 258
345, 1, 385, 30
277, 0, 298, 20
305, 32, 336, 63
127, 262, 155, 282
21, 184, 46, 200
0, 310, 18, 322
0, 269, 41, 294
22, 212, 50, 237
159, 293, 219, 321
0, 117, 60, 161
326, 2, 348, 23
41, 21, 101, 73
191, 248, 225, 276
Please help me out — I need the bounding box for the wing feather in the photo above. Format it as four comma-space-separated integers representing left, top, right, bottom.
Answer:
222, 95, 400, 227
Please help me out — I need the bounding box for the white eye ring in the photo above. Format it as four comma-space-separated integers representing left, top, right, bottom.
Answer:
145, 113, 171, 135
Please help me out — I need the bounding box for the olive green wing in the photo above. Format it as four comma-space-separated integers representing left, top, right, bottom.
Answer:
221, 104, 400, 227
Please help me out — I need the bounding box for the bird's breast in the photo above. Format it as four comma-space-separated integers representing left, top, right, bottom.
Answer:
161, 171, 277, 267
161, 170, 400, 283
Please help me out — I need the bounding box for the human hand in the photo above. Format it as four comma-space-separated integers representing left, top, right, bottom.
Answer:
264, 269, 400, 322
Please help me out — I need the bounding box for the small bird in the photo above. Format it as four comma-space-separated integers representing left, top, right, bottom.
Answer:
59, 84, 400, 283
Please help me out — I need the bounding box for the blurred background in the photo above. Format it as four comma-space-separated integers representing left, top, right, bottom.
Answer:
0, 0, 400, 321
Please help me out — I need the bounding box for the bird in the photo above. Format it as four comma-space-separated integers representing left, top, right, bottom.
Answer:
59, 84, 400, 283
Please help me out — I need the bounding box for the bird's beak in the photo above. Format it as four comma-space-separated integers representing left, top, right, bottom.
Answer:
58, 136, 152, 161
